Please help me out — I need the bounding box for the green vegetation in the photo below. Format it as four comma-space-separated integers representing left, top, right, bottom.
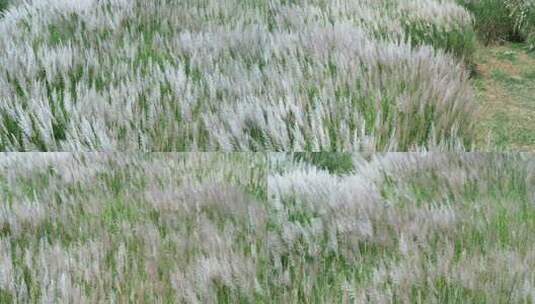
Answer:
451, 0, 535, 150
459, 0, 535, 51
0, 153, 267, 303
0, 0, 477, 151
0, 0, 7, 13
0, 0, 534, 151
2, 153, 535, 302
400, 9, 477, 65
270, 153, 535, 303
459, 0, 519, 44
473, 42, 535, 150
293, 152, 355, 174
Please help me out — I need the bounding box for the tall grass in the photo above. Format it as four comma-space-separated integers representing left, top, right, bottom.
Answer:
292, 152, 355, 174
2, 152, 534, 302
269, 153, 535, 302
0, 0, 478, 151
506, 0, 535, 50
0, 153, 267, 303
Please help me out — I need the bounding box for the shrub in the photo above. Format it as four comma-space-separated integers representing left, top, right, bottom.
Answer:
0, 0, 8, 15
459, 0, 535, 50
506, 0, 535, 50
458, 0, 517, 43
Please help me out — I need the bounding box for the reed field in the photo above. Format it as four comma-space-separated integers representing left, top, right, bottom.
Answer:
269, 152, 535, 303
1, 0, 532, 151
0, 153, 267, 303
1, 152, 534, 302
1, 0, 535, 303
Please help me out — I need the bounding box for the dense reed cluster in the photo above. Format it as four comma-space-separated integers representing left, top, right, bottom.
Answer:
1, 0, 534, 302
0, 153, 267, 303
2, 153, 534, 302
269, 152, 535, 302
0, 0, 478, 151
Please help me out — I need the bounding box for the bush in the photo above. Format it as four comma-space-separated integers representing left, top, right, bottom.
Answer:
458, 0, 517, 43
506, 0, 535, 50
0, 0, 9, 15
459, 0, 535, 50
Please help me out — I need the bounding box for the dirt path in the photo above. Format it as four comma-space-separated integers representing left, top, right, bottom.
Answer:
473, 42, 535, 151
